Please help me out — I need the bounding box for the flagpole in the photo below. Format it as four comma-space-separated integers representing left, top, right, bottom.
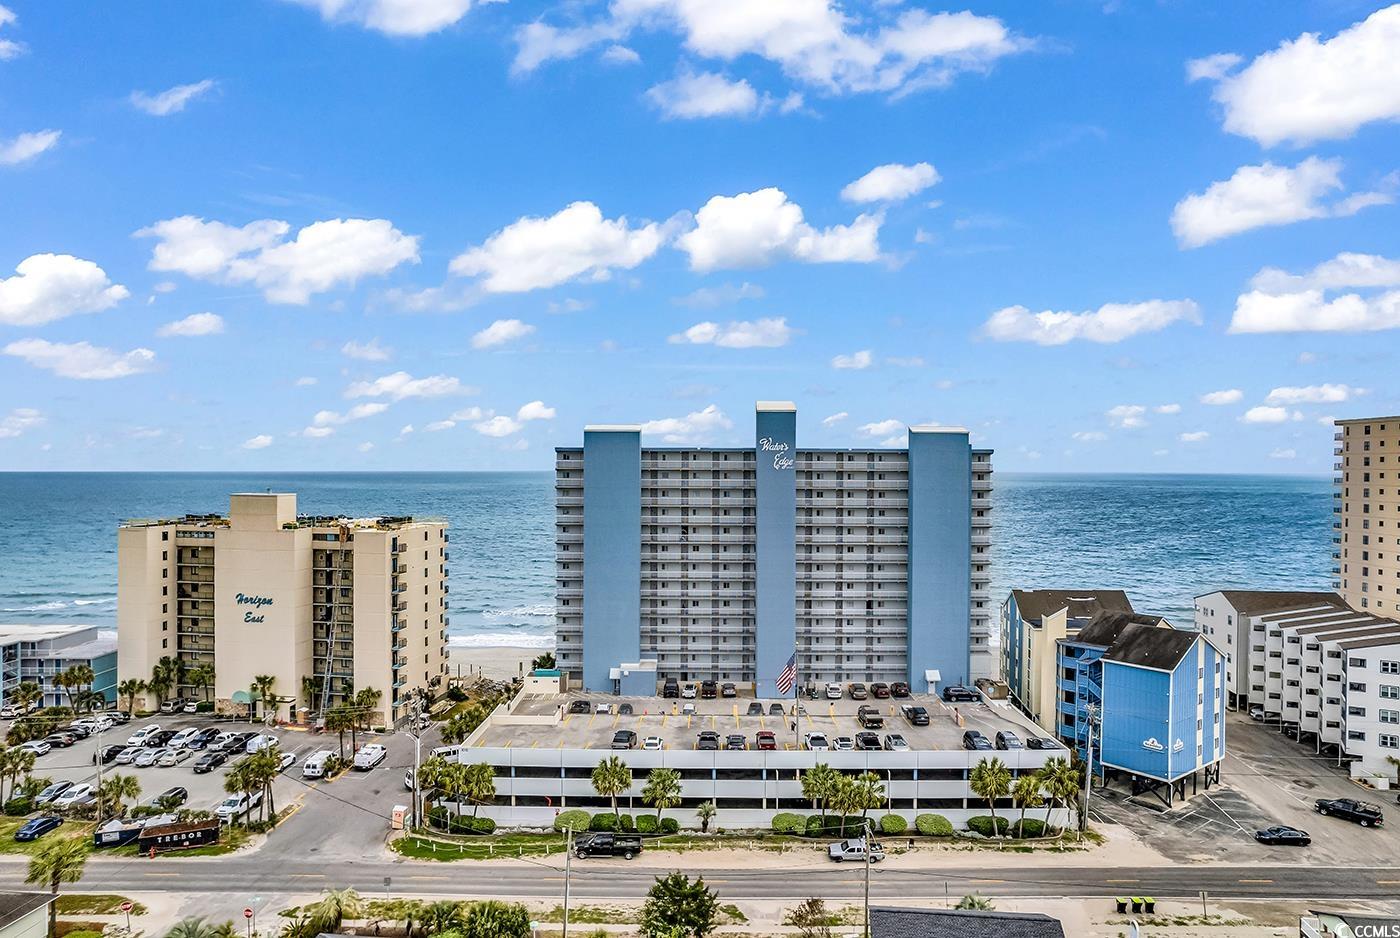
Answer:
793, 652, 801, 751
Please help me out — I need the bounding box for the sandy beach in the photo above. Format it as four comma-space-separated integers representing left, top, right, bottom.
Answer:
450, 644, 545, 682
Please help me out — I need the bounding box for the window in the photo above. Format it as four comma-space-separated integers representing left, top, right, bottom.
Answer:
1350, 657, 1369, 668
1382, 734, 1400, 749
1382, 685, 1400, 700
1381, 709, 1399, 725
1382, 661, 1400, 675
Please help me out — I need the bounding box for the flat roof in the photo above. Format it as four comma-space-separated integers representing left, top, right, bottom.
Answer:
1201, 590, 1342, 613
755, 401, 797, 412
909, 425, 968, 434
0, 624, 104, 643
471, 692, 1055, 753
1336, 415, 1400, 425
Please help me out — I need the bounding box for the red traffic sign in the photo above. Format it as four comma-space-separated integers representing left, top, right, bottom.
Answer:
119, 902, 133, 913
243, 908, 254, 919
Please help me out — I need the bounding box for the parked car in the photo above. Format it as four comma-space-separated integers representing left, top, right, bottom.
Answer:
1315, 798, 1383, 827
353, 744, 388, 770
768, 703, 785, 716
611, 730, 638, 750
662, 678, 680, 698
942, 685, 981, 703
724, 734, 746, 751
146, 730, 177, 748
857, 706, 885, 729
803, 732, 830, 751
63, 723, 92, 739
155, 786, 189, 808
169, 728, 201, 748
681, 684, 697, 699
54, 784, 95, 808
574, 832, 642, 860
827, 838, 884, 862
157, 748, 192, 767
890, 681, 910, 698
721, 683, 737, 698
642, 736, 663, 751
1026, 737, 1060, 750
884, 733, 910, 752
277, 752, 297, 772
215, 791, 263, 824
192, 751, 227, 774
114, 746, 144, 765
618, 703, 634, 716
854, 731, 882, 751
700, 680, 718, 699
995, 731, 1023, 751
1255, 825, 1310, 846
159, 699, 183, 714
1248, 704, 1266, 721
847, 683, 869, 700
182, 701, 200, 713
832, 735, 855, 751
901, 705, 930, 726
755, 730, 776, 751
870, 682, 891, 699
962, 730, 993, 751
127, 724, 161, 746
0, 705, 20, 718
19, 740, 51, 756
746, 702, 764, 716
134, 748, 167, 768
696, 731, 719, 751
95, 744, 126, 765
300, 750, 336, 779
42, 733, 76, 749
34, 781, 72, 807
825, 682, 844, 700
245, 734, 278, 754
594, 703, 612, 715
14, 816, 63, 842
568, 700, 591, 714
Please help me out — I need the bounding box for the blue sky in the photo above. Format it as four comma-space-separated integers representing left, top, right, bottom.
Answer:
1, 0, 1398, 472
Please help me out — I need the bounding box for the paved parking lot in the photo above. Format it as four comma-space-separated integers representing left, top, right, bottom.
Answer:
1092, 710, 1400, 864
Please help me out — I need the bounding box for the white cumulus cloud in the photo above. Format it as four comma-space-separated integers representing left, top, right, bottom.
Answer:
136, 215, 419, 304
242, 434, 273, 450
3, 339, 155, 380
1192, 5, 1400, 146
1264, 383, 1364, 405
312, 402, 390, 426
669, 317, 794, 348
981, 299, 1200, 345
821, 411, 848, 427
1270, 448, 1298, 460
156, 312, 224, 337
283, 0, 477, 36
1240, 405, 1295, 424
1171, 157, 1391, 248
646, 70, 762, 119
0, 253, 129, 326
676, 188, 881, 272
344, 371, 470, 400
639, 404, 733, 444
450, 201, 663, 293
517, 400, 556, 421
341, 338, 392, 361
130, 79, 216, 116
1155, 403, 1182, 414
473, 415, 523, 437
0, 130, 61, 166
831, 349, 874, 370
1200, 388, 1243, 405
472, 318, 536, 349
1230, 252, 1400, 333
0, 407, 43, 439
859, 418, 904, 437
1071, 431, 1107, 442
1179, 431, 1210, 443
1107, 404, 1147, 429
841, 162, 940, 203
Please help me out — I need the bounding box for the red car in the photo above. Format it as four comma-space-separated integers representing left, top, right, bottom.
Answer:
755, 730, 777, 751
870, 683, 892, 699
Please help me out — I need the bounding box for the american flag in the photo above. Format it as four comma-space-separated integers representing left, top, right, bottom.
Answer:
775, 652, 797, 695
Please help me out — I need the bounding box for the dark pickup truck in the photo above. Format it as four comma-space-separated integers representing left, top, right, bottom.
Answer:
1315, 797, 1383, 827
574, 833, 643, 859
857, 706, 885, 729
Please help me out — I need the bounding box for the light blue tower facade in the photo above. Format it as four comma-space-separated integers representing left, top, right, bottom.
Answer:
554, 403, 993, 693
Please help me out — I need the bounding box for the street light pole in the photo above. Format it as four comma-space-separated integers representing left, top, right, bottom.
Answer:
863, 816, 872, 938
1081, 704, 1100, 840
563, 827, 573, 938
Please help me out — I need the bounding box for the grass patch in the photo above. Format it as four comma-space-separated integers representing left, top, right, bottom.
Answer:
110, 824, 250, 859
0, 816, 96, 856
56, 895, 146, 916
716, 904, 747, 924
537, 905, 635, 925
1108, 915, 1252, 928
54, 923, 105, 938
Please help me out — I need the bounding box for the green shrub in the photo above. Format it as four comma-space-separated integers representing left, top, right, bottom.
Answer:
553, 810, 590, 833
618, 814, 635, 832
635, 815, 658, 834
915, 814, 953, 836
3, 797, 33, 817
879, 814, 907, 835
426, 807, 496, 835
1011, 818, 1046, 838
194, 701, 213, 713
62, 931, 103, 938
589, 813, 618, 833
771, 812, 806, 835
804, 815, 828, 838
658, 817, 679, 835
966, 816, 1009, 837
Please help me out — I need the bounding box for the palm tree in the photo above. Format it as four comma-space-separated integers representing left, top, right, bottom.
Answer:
969, 757, 1012, 836
2, 747, 35, 803
244, 747, 282, 823
420, 900, 465, 936
461, 763, 496, 818
955, 894, 994, 911
801, 763, 839, 818
250, 674, 277, 722
301, 675, 323, 714
223, 761, 259, 822
117, 678, 145, 716
53, 670, 73, 711
416, 754, 451, 811
73, 689, 106, 714
165, 918, 223, 938
590, 756, 632, 821
309, 888, 363, 933
148, 659, 175, 709
531, 651, 556, 671
695, 800, 716, 834
1037, 757, 1079, 836
853, 771, 885, 830
189, 664, 216, 703
65, 664, 95, 710
641, 767, 682, 822
1011, 773, 1044, 837
14, 681, 41, 714
98, 773, 141, 820
353, 686, 383, 729
325, 705, 355, 760
26, 839, 90, 937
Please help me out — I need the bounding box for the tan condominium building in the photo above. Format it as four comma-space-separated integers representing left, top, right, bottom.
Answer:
117, 493, 449, 726
1336, 416, 1400, 614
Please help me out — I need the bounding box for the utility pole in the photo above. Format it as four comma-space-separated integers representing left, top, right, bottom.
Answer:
562, 827, 573, 938
93, 716, 104, 824
863, 816, 872, 938
404, 695, 424, 828
1080, 703, 1100, 840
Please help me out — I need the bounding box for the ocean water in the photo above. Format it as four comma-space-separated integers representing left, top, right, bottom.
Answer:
0, 472, 1332, 646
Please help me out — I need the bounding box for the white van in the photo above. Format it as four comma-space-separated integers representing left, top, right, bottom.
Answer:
301, 749, 336, 779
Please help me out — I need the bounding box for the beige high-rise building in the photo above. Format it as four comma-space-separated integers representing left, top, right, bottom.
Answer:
1336, 416, 1400, 614
117, 493, 449, 725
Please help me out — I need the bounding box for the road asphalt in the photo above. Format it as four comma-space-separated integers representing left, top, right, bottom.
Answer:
0, 856, 1395, 902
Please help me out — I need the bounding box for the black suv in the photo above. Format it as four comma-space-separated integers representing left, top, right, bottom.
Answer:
962, 730, 993, 751
696, 731, 719, 751
854, 731, 882, 751
724, 734, 746, 751
720, 683, 737, 698
574, 833, 643, 860
662, 679, 680, 699
890, 681, 910, 698
568, 700, 591, 714
857, 706, 885, 729
1315, 798, 1383, 827
1026, 737, 1060, 750
901, 705, 929, 726
700, 680, 718, 699
942, 685, 981, 703
994, 731, 1023, 750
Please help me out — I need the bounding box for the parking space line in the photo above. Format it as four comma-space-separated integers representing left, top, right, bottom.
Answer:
1238, 879, 1273, 884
